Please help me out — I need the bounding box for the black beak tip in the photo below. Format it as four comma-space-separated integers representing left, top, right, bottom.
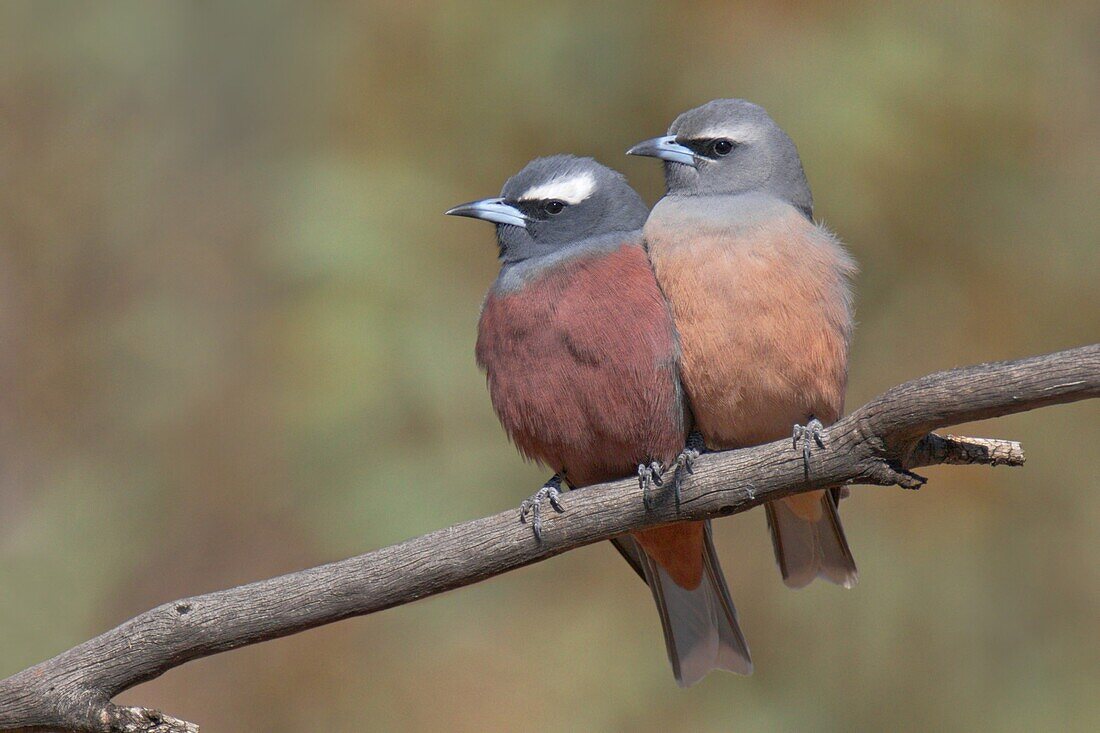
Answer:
445, 204, 477, 219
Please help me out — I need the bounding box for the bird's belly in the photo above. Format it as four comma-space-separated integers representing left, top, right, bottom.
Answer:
683, 330, 822, 448
649, 228, 849, 450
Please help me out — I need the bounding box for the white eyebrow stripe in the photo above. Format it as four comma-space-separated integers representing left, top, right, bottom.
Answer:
693, 124, 761, 142
519, 172, 597, 204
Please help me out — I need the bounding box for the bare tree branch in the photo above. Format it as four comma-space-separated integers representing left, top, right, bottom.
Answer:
1, 344, 1096, 733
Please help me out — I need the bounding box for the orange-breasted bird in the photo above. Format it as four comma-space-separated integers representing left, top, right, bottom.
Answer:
629, 100, 859, 589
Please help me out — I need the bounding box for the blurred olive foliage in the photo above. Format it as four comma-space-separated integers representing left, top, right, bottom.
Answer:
1, 2, 1097, 731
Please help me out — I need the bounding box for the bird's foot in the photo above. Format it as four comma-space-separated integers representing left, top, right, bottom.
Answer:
638, 461, 664, 509
669, 431, 707, 505
518, 474, 565, 542
792, 417, 826, 476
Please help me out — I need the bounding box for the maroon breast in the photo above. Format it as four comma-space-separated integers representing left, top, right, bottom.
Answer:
476, 242, 686, 488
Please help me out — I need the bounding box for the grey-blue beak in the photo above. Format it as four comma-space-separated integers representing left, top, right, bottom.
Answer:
626, 135, 697, 167
445, 197, 528, 228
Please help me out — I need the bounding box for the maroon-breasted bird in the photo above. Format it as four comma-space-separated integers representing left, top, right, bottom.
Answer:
628, 100, 859, 589
446, 155, 752, 685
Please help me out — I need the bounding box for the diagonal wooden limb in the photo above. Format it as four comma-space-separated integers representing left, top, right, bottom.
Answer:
0, 344, 1097, 732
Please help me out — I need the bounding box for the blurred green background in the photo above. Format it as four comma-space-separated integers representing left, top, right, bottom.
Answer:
1, 2, 1097, 731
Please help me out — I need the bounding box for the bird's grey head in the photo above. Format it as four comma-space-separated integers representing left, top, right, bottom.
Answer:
628, 99, 813, 217
446, 155, 649, 264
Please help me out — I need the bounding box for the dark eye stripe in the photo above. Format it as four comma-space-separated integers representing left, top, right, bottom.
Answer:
676, 137, 736, 158
511, 199, 568, 221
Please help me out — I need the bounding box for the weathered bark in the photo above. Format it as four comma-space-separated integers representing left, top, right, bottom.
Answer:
1, 344, 1096, 733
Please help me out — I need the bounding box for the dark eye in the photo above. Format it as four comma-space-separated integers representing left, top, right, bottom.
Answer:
711, 139, 735, 156
543, 200, 566, 215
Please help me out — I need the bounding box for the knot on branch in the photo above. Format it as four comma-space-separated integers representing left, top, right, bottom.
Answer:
908, 434, 1025, 467
102, 706, 199, 733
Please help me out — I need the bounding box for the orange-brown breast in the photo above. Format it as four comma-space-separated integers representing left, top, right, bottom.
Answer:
645, 196, 855, 450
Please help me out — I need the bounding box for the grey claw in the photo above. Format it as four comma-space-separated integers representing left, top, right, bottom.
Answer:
639, 463, 653, 508
673, 447, 700, 475
638, 462, 666, 509
519, 476, 565, 542
667, 431, 707, 506
793, 417, 827, 477
669, 447, 701, 505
